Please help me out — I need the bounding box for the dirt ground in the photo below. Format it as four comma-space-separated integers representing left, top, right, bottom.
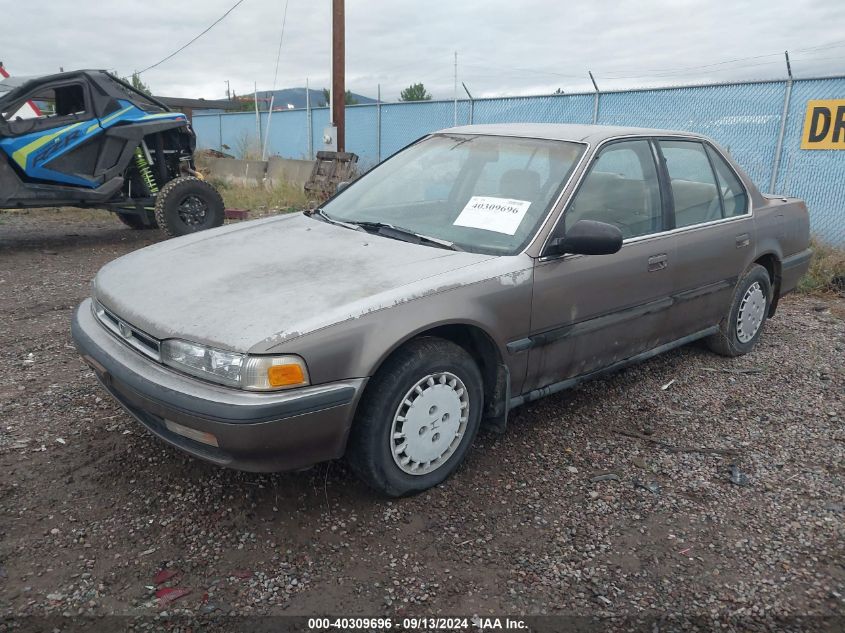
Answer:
0, 208, 843, 630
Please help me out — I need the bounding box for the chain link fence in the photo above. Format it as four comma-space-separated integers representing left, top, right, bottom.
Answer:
193, 76, 845, 243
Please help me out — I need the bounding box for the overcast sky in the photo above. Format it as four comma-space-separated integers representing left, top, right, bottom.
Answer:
1, 0, 843, 101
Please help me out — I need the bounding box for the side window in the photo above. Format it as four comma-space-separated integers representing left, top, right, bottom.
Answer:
3, 84, 88, 126
706, 145, 749, 217
660, 140, 721, 228
565, 140, 662, 239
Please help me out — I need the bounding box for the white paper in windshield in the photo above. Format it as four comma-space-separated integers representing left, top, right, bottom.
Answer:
453, 196, 532, 235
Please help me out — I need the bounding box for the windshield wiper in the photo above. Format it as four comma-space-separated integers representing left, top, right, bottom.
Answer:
306, 211, 461, 251
305, 208, 366, 232
348, 221, 462, 251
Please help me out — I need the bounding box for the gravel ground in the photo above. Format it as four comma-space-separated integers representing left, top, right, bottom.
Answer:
0, 209, 843, 630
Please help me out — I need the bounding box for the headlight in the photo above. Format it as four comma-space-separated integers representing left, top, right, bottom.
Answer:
160, 339, 309, 391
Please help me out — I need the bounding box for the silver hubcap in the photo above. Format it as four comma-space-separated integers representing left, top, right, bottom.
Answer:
390, 372, 469, 476
736, 281, 766, 343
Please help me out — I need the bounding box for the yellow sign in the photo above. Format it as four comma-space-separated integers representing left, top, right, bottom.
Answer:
801, 99, 845, 149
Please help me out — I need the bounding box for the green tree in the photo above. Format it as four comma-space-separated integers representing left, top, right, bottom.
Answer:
319, 88, 359, 107
128, 72, 152, 96
399, 83, 432, 101
109, 71, 153, 96
234, 97, 257, 112
226, 90, 253, 111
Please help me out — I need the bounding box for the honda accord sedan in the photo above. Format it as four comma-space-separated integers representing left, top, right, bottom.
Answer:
72, 123, 811, 496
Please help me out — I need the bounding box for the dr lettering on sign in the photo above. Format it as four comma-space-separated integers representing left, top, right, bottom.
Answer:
801, 99, 845, 150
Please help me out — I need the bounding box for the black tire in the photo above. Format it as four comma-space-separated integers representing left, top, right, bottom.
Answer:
154, 176, 225, 238
347, 337, 484, 497
706, 264, 772, 357
116, 210, 158, 230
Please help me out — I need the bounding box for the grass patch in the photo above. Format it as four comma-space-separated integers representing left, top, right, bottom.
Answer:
194, 151, 311, 217
798, 238, 845, 294
211, 179, 310, 217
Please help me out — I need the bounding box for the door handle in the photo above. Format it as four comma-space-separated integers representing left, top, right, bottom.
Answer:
736, 233, 751, 248
647, 254, 667, 272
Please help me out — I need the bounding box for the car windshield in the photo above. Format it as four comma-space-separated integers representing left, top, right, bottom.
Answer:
321, 133, 585, 255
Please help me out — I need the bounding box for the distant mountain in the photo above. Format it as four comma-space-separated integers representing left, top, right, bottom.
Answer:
253, 87, 377, 110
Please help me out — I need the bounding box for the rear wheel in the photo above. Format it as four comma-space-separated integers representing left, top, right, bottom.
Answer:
347, 337, 483, 497
154, 176, 225, 237
116, 209, 158, 230
706, 264, 772, 357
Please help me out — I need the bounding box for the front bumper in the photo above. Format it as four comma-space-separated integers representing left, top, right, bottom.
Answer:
71, 298, 367, 472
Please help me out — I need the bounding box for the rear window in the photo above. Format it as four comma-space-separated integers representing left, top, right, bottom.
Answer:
706, 145, 749, 217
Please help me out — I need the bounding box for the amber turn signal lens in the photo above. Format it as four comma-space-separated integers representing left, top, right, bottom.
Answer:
267, 363, 306, 387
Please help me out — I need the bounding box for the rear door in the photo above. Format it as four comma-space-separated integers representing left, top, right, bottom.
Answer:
657, 139, 755, 336
524, 138, 676, 391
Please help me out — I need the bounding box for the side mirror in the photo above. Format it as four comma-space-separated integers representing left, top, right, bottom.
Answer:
547, 219, 623, 256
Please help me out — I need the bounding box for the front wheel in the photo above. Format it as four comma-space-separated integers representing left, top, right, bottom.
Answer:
706, 264, 772, 357
154, 176, 225, 237
347, 337, 484, 497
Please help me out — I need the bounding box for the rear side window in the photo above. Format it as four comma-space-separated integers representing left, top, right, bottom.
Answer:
660, 140, 721, 228
565, 140, 663, 239
706, 146, 749, 217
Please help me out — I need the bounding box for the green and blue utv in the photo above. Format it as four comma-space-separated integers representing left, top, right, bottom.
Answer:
0, 70, 224, 236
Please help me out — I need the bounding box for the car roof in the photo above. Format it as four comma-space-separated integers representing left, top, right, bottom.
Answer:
440, 122, 707, 144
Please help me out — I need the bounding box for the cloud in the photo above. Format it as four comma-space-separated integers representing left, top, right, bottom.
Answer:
2, 0, 843, 100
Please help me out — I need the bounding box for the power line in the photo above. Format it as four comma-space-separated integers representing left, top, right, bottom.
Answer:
462, 46, 842, 85
262, 0, 290, 161
602, 58, 785, 80
600, 52, 785, 77
462, 62, 584, 80
794, 38, 845, 53
136, 0, 248, 75
602, 49, 842, 80
270, 0, 290, 93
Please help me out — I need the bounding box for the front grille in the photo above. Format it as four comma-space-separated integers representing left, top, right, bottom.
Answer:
93, 300, 161, 361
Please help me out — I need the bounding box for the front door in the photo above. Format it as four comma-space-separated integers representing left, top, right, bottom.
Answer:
525, 139, 676, 391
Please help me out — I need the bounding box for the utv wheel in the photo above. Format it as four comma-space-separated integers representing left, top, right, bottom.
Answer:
116, 210, 158, 230
154, 176, 225, 237
706, 264, 772, 357
347, 337, 484, 497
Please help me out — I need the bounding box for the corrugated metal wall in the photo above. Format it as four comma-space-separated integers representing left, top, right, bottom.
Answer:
193, 77, 845, 243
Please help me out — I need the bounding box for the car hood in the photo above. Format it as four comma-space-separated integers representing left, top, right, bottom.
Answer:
93, 213, 496, 352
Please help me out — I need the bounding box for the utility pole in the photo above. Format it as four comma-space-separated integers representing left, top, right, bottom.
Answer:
225, 80, 230, 100
462, 81, 474, 125
331, 0, 345, 152
588, 70, 600, 124
770, 51, 794, 193
306, 77, 313, 160
453, 51, 458, 126
254, 81, 261, 153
